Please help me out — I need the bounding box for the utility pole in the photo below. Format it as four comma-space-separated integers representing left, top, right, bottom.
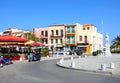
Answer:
101, 20, 104, 52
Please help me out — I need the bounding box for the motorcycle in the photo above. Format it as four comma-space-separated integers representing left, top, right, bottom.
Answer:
0, 57, 13, 68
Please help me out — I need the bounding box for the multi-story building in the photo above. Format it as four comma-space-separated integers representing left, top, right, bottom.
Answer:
33, 23, 103, 54
77, 24, 103, 53
3, 28, 30, 38
65, 24, 77, 50
48, 24, 65, 51
33, 28, 49, 47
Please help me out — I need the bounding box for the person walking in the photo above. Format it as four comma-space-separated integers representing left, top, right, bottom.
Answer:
27, 53, 31, 62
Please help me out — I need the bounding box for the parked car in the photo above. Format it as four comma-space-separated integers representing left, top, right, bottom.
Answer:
65, 50, 70, 55
32, 53, 41, 61
69, 49, 82, 56
53, 50, 70, 55
75, 49, 82, 56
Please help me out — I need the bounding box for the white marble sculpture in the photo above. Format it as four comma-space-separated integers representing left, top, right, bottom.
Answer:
105, 33, 111, 56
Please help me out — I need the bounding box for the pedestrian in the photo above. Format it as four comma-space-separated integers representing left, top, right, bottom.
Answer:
27, 53, 31, 62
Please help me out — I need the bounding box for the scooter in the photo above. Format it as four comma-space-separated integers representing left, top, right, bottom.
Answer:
0, 57, 13, 68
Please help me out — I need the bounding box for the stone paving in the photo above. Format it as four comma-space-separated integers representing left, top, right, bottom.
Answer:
56, 54, 120, 75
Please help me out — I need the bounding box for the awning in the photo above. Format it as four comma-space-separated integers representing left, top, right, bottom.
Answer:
56, 44, 63, 47
0, 34, 28, 42
77, 45, 88, 47
37, 46, 43, 49
24, 40, 34, 45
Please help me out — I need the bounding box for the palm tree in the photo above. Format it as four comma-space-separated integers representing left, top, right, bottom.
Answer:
112, 35, 120, 50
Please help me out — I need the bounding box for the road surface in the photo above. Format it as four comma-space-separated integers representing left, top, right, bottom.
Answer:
0, 59, 120, 83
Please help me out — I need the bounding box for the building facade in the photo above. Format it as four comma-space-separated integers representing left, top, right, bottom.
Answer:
2, 28, 30, 38
77, 24, 103, 53
48, 24, 66, 51
33, 23, 103, 54
65, 24, 77, 50
33, 28, 49, 47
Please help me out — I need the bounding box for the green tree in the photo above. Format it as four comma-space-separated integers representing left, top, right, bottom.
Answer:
111, 35, 120, 50
25, 33, 40, 42
41, 48, 49, 56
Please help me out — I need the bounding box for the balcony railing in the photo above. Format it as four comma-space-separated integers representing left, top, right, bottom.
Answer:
51, 34, 63, 37
66, 30, 75, 33
40, 35, 48, 38
66, 41, 75, 44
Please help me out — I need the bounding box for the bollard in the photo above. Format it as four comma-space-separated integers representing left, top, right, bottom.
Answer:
101, 64, 106, 71
57, 54, 58, 58
19, 57, 22, 61
71, 56, 73, 61
46, 56, 49, 59
79, 56, 81, 59
59, 58, 64, 64
0, 64, 3, 67
110, 63, 115, 69
71, 61, 75, 67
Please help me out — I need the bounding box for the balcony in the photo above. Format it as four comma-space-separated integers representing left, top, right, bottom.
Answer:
40, 35, 48, 39
66, 30, 75, 35
51, 34, 63, 38
66, 41, 75, 45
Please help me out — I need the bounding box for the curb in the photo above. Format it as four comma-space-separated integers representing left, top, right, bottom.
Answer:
56, 62, 112, 75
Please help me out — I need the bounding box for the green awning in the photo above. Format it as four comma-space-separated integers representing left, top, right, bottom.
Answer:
37, 46, 43, 49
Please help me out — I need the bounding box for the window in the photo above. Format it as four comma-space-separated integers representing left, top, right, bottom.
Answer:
61, 30, 63, 36
51, 39, 53, 44
84, 36, 87, 43
87, 27, 90, 30
51, 30, 54, 36
83, 27, 85, 30
41, 31, 44, 36
72, 36, 75, 43
56, 39, 58, 43
67, 26, 70, 33
71, 26, 75, 33
56, 30, 58, 35
79, 36, 82, 41
45, 31, 48, 37
67, 36, 70, 44
60, 39, 62, 43
45, 39, 48, 44
42, 39, 44, 43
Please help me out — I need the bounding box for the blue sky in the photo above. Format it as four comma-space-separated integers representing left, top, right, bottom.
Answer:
0, 0, 120, 44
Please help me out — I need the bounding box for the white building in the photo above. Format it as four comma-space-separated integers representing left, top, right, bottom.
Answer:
3, 28, 30, 38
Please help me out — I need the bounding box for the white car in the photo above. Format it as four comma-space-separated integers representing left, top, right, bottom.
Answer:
53, 50, 70, 55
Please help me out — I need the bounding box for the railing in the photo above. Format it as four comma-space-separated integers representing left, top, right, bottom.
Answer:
66, 41, 75, 44
51, 34, 63, 37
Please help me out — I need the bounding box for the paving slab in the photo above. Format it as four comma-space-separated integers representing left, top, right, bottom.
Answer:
56, 54, 120, 75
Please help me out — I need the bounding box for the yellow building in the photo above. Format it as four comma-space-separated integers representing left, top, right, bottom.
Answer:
77, 24, 103, 53
65, 24, 77, 50
48, 24, 66, 51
